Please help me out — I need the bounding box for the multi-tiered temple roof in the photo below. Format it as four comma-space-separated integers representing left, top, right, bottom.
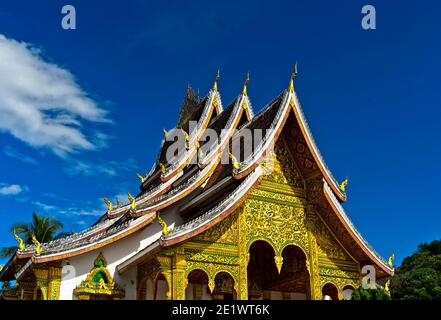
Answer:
0, 73, 393, 283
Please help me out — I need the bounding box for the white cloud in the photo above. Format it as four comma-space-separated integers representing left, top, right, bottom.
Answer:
3, 145, 38, 164
0, 34, 110, 157
32, 200, 56, 212
0, 183, 27, 196
63, 158, 138, 178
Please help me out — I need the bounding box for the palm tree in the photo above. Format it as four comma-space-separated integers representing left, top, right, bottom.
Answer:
0, 212, 69, 259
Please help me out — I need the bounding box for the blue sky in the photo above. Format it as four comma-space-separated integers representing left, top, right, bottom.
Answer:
0, 0, 440, 268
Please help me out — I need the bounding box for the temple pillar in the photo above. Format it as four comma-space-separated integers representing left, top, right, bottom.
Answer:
48, 267, 62, 300
237, 253, 249, 300
171, 247, 187, 300
157, 254, 173, 300
33, 268, 49, 300
306, 205, 321, 300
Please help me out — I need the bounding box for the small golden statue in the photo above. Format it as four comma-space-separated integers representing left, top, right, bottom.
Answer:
128, 192, 137, 210
384, 279, 391, 293
103, 198, 114, 211
31, 233, 42, 254
339, 177, 349, 192
13, 229, 25, 250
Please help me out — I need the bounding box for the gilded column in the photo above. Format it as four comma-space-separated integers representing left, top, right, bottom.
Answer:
33, 268, 49, 300
48, 266, 62, 300
157, 254, 173, 300
306, 205, 321, 300
172, 247, 187, 300
237, 206, 249, 300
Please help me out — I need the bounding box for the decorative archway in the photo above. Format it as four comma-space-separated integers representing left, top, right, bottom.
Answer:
247, 241, 310, 300
342, 285, 355, 300
154, 273, 169, 300
185, 269, 211, 300
137, 277, 154, 300
322, 283, 339, 300
212, 272, 236, 301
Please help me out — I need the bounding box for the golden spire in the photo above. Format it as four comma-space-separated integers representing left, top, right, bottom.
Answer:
242, 72, 250, 96
339, 177, 349, 193
0, 265, 3, 272
388, 252, 395, 268
128, 192, 137, 210
13, 229, 25, 250
213, 69, 220, 92
289, 62, 298, 92
31, 233, 42, 254
163, 128, 169, 138
156, 213, 169, 235
103, 198, 114, 211
136, 173, 145, 183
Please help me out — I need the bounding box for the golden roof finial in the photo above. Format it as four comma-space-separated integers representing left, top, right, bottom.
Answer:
128, 192, 137, 210
339, 177, 349, 193
158, 162, 166, 174
213, 69, 220, 92
31, 233, 42, 254
163, 128, 169, 138
242, 72, 250, 96
388, 252, 395, 268
13, 229, 25, 250
156, 213, 169, 235
103, 198, 114, 211
228, 152, 241, 170
136, 173, 145, 183
289, 62, 298, 92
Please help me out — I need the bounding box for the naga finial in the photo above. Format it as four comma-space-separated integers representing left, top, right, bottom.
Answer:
388, 252, 395, 268
228, 152, 241, 170
31, 233, 42, 254
163, 128, 169, 138
213, 69, 220, 92
136, 173, 145, 183
103, 198, 114, 211
156, 213, 169, 235
128, 192, 137, 210
158, 162, 166, 174
242, 72, 250, 96
289, 62, 298, 92
13, 229, 25, 250
339, 177, 349, 192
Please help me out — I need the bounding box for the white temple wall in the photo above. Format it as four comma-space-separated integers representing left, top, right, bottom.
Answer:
59, 209, 182, 300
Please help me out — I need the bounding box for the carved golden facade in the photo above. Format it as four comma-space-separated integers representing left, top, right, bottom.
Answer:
136, 138, 361, 300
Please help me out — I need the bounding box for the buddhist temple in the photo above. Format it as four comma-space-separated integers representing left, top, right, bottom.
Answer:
0, 70, 393, 300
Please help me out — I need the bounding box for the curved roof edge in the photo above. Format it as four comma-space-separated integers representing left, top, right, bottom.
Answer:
322, 181, 393, 275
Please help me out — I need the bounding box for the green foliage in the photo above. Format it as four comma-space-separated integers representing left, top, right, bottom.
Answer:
351, 287, 391, 300
0, 212, 66, 258
391, 240, 441, 300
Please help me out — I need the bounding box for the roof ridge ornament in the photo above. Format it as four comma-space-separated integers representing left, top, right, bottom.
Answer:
213, 69, 220, 92
128, 192, 137, 210
31, 233, 42, 254
387, 252, 395, 268
242, 72, 250, 96
339, 177, 348, 192
13, 229, 25, 250
136, 173, 146, 183
289, 62, 298, 92
156, 213, 169, 235
104, 198, 114, 211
